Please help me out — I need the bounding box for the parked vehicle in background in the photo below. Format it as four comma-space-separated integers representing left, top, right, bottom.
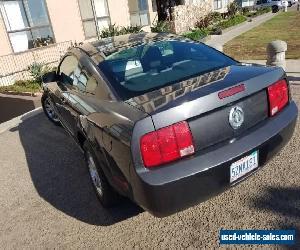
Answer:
256, 0, 284, 12
41, 33, 297, 217
288, 0, 297, 6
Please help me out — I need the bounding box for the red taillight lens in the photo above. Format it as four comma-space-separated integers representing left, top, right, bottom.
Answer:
140, 121, 195, 168
267, 79, 289, 117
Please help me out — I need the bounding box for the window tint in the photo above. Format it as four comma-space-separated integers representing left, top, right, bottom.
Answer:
98, 41, 237, 100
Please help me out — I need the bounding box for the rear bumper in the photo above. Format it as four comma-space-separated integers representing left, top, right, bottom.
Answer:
131, 102, 298, 217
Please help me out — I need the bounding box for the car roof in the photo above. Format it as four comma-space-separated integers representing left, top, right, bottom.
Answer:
77, 32, 184, 59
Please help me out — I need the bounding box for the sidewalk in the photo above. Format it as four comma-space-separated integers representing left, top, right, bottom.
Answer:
205, 12, 277, 47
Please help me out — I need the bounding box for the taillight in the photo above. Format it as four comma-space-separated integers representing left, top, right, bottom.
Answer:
140, 121, 195, 168
267, 79, 289, 117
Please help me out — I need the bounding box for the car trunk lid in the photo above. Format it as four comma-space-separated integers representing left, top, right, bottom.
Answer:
126, 64, 285, 152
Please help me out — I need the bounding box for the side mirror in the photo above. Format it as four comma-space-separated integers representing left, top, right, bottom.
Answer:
42, 71, 58, 84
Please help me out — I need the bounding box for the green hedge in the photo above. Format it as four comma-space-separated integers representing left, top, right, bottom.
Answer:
183, 15, 247, 41
183, 29, 209, 41
216, 15, 247, 30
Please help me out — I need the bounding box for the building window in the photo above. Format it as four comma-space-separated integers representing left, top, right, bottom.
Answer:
0, 0, 54, 53
129, 0, 150, 27
78, 0, 110, 39
242, 0, 254, 7
214, 0, 222, 9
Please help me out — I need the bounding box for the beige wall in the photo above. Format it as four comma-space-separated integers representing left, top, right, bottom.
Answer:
46, 0, 85, 43
171, 2, 212, 34
148, 0, 157, 26
0, 14, 12, 56
108, 0, 130, 26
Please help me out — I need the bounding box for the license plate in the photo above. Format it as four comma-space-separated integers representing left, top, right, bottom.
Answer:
230, 151, 259, 183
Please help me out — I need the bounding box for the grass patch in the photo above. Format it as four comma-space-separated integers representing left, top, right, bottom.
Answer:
0, 80, 41, 94
224, 10, 300, 60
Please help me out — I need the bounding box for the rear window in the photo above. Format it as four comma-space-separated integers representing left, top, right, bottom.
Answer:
98, 40, 237, 100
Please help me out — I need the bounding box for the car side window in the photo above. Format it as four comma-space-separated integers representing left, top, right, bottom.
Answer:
85, 72, 98, 94
70, 65, 88, 92
59, 55, 97, 93
59, 55, 79, 86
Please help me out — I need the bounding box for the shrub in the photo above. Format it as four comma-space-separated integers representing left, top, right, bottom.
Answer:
242, 7, 250, 15
210, 12, 223, 23
195, 14, 214, 29
227, 1, 241, 17
27, 62, 52, 85
151, 21, 172, 33
119, 25, 142, 35
257, 7, 272, 14
100, 24, 142, 38
216, 15, 247, 30
183, 29, 209, 41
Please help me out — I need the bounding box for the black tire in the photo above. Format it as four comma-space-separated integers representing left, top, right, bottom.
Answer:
41, 93, 61, 126
83, 141, 119, 207
272, 5, 279, 12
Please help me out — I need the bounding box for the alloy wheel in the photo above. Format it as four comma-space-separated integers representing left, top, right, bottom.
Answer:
44, 97, 59, 122
87, 153, 103, 197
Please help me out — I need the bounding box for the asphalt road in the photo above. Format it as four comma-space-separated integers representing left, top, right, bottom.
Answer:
0, 85, 300, 249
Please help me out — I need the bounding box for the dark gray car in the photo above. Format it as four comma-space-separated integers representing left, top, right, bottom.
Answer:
41, 33, 298, 217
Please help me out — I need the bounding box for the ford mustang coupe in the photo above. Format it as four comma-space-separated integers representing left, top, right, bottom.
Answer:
42, 33, 298, 217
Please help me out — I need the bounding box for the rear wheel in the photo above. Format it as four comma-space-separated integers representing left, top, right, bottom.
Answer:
83, 142, 119, 207
42, 93, 60, 126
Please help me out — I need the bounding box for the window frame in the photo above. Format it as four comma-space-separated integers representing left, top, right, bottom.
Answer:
78, 0, 111, 39
213, 0, 223, 9
0, 0, 55, 53
129, 0, 150, 27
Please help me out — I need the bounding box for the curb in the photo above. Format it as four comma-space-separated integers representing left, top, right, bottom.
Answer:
0, 107, 42, 134
0, 91, 43, 97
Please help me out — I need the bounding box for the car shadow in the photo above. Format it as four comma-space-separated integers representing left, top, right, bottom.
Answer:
249, 187, 300, 248
12, 113, 143, 226
0, 94, 38, 123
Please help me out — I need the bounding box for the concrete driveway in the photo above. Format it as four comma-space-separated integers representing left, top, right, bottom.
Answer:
0, 86, 299, 248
